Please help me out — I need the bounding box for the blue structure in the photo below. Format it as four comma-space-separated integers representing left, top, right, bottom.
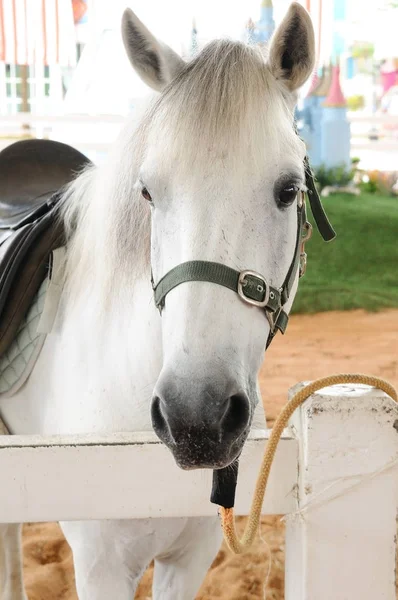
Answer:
346, 55, 355, 80
294, 0, 351, 170
332, 0, 347, 63
298, 64, 350, 169
298, 66, 330, 167
298, 70, 321, 140
248, 0, 275, 46
321, 65, 350, 168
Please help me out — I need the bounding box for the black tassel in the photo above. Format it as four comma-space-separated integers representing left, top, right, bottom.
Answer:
210, 461, 239, 509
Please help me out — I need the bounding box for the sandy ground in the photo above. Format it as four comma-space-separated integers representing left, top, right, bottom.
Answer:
21, 309, 398, 600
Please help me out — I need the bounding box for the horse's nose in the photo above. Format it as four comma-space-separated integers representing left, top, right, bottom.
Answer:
151, 382, 251, 469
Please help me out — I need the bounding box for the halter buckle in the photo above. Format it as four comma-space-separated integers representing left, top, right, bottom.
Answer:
238, 270, 269, 308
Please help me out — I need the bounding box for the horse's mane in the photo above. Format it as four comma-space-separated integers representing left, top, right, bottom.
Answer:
61, 39, 304, 309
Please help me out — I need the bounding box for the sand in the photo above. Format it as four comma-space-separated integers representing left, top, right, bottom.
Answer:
21, 309, 398, 599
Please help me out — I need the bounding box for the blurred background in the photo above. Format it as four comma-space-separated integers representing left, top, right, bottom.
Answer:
1, 2, 398, 599
0, 0, 397, 170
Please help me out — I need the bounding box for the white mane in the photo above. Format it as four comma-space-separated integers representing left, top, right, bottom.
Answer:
61, 39, 305, 309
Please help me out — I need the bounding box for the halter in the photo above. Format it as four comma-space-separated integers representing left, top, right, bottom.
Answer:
152, 161, 335, 348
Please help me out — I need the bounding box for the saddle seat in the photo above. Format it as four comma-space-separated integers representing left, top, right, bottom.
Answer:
0, 139, 91, 356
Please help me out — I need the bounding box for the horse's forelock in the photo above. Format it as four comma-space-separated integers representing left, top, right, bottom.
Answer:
145, 39, 304, 176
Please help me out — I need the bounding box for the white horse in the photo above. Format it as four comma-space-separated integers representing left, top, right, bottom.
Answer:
0, 3, 315, 598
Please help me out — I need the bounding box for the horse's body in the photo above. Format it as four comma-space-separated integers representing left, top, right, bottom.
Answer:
0, 4, 315, 598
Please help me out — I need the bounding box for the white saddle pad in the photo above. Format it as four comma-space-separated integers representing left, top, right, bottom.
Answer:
0, 247, 65, 398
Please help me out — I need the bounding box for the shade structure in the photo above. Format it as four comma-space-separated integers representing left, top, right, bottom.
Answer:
0, 0, 76, 66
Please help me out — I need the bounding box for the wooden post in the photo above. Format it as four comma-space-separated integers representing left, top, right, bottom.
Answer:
285, 384, 398, 599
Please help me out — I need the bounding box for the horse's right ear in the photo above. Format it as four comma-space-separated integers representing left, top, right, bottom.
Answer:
267, 2, 315, 92
122, 8, 185, 92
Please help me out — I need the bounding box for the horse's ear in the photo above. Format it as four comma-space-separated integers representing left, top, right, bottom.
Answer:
122, 8, 185, 92
267, 2, 315, 92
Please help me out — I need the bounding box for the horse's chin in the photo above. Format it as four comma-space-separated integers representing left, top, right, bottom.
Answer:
174, 457, 232, 471
166, 438, 246, 471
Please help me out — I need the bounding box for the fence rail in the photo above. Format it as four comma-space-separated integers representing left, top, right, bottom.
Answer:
1, 111, 398, 125
0, 429, 297, 522
1, 112, 397, 168
1, 111, 398, 138
0, 113, 126, 124
348, 113, 398, 125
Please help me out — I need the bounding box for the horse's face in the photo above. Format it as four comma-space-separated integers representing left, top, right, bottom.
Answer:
122, 3, 315, 469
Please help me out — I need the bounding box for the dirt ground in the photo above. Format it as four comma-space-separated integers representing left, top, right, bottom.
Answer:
22, 309, 398, 600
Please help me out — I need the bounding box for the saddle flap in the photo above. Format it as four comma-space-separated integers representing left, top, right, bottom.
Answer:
0, 139, 91, 359
0, 210, 65, 354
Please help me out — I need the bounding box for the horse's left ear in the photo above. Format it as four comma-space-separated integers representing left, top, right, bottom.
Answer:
267, 2, 315, 92
122, 8, 185, 92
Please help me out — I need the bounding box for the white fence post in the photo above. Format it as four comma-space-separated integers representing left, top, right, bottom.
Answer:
285, 383, 398, 600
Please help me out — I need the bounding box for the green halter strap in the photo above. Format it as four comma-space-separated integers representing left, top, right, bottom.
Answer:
152, 161, 335, 348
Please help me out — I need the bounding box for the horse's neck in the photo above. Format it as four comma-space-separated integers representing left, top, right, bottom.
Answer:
4, 274, 162, 436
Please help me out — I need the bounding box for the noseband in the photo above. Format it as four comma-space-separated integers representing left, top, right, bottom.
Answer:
152, 160, 335, 348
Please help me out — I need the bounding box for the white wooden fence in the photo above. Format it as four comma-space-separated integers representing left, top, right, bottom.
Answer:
1, 111, 398, 153
1, 112, 398, 172
1, 383, 398, 599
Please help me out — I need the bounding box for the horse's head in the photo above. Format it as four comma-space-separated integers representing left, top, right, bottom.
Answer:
122, 3, 315, 469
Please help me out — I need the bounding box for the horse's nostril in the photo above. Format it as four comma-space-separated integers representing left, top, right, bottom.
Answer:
151, 396, 167, 436
221, 393, 250, 435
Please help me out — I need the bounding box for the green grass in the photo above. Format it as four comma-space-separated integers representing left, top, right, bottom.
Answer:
292, 193, 398, 314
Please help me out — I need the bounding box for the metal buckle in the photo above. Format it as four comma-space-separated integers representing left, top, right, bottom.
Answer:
299, 221, 313, 277
237, 270, 269, 308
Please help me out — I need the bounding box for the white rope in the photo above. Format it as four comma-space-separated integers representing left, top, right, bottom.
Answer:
221, 375, 398, 553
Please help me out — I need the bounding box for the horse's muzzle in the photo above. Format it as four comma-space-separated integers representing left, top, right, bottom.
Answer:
151, 381, 251, 469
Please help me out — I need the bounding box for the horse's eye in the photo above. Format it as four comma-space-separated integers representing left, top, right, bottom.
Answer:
141, 187, 152, 202
279, 185, 299, 206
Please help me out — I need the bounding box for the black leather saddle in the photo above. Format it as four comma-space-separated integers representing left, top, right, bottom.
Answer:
0, 139, 91, 356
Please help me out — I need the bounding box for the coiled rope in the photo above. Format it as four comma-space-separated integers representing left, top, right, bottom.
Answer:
220, 374, 398, 554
